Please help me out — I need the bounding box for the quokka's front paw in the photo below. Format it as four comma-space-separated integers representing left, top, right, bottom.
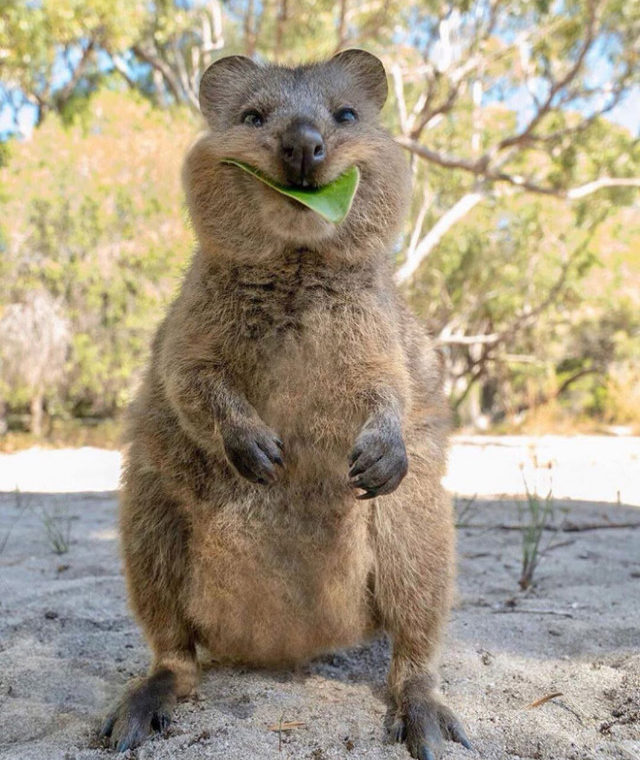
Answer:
222, 420, 284, 485
349, 419, 408, 499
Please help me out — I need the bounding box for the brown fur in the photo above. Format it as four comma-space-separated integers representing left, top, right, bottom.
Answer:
103, 50, 468, 757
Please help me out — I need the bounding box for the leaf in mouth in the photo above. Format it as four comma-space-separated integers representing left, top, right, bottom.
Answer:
221, 159, 360, 224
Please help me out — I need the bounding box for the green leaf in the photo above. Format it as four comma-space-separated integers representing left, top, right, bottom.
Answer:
221, 159, 360, 224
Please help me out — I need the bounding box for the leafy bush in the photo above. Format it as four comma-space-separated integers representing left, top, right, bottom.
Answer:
0, 90, 196, 422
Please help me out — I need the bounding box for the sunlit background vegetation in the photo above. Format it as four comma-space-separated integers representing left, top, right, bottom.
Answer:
0, 0, 639, 446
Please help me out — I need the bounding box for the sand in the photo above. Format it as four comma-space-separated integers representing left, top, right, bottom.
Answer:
0, 437, 638, 760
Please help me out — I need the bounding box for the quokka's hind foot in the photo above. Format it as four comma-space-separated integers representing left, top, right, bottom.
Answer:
390, 676, 472, 760
100, 669, 177, 752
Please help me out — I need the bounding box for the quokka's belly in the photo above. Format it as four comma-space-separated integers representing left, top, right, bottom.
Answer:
186, 499, 376, 666
249, 341, 371, 482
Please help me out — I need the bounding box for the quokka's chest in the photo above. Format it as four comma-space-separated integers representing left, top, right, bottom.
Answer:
221, 254, 376, 342
211, 256, 389, 442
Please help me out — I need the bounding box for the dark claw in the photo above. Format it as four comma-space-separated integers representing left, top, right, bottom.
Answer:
350, 474, 365, 488
349, 455, 382, 478
348, 420, 407, 498
449, 723, 472, 750
116, 730, 140, 753
100, 716, 115, 738
355, 474, 403, 499
223, 423, 284, 484
151, 712, 171, 732
392, 721, 407, 742
418, 744, 436, 760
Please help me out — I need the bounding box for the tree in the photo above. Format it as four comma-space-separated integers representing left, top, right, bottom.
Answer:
0, 90, 196, 424
0, 290, 69, 434
389, 0, 640, 283
379, 0, 640, 423
0, 0, 146, 125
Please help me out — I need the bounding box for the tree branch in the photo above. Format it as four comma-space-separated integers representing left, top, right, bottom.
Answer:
496, 0, 598, 152
336, 0, 348, 50
396, 136, 486, 173
398, 136, 640, 200
566, 178, 640, 199
275, 0, 289, 60
406, 188, 431, 262
394, 190, 487, 284
170, 38, 199, 110
438, 333, 501, 345
132, 43, 186, 106
244, 0, 257, 57
55, 40, 95, 106
391, 64, 408, 134
109, 52, 136, 89
437, 254, 578, 349
204, 0, 225, 53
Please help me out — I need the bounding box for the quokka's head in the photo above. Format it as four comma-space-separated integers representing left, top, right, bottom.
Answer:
193, 50, 410, 248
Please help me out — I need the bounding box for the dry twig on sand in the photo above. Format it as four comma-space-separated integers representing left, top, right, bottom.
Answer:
267, 717, 307, 751
525, 692, 563, 709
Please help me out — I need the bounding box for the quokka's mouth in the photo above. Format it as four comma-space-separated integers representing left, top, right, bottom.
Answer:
221, 159, 360, 224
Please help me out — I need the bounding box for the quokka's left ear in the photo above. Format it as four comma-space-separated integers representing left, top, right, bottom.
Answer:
331, 49, 388, 111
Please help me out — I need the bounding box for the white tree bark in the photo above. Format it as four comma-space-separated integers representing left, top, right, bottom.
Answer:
394, 191, 486, 284
567, 177, 640, 199
394, 176, 640, 286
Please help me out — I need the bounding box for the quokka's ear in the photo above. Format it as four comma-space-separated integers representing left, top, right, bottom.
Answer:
331, 49, 388, 111
199, 55, 259, 124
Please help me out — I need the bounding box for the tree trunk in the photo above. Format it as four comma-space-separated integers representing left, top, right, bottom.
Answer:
30, 392, 43, 437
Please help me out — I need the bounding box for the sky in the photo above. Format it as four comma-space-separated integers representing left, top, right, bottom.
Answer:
503, 82, 640, 135
608, 90, 640, 134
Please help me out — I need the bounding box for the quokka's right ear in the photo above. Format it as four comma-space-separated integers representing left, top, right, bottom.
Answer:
331, 49, 388, 111
199, 56, 259, 124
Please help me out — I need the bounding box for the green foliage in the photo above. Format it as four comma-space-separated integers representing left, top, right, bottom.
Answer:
0, 0, 145, 87
0, 90, 196, 418
38, 501, 73, 555
408, 179, 640, 427
518, 484, 555, 590
223, 160, 360, 223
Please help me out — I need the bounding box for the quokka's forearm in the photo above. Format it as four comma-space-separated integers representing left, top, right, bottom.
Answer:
162, 358, 258, 451
355, 355, 412, 429
162, 357, 284, 483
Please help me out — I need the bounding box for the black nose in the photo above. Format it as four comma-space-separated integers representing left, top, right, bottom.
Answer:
280, 122, 325, 186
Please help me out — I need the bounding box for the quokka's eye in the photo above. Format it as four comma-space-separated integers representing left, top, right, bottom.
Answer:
242, 109, 264, 127
334, 107, 358, 124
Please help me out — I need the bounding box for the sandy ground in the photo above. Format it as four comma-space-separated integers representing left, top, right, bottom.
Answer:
0, 437, 638, 760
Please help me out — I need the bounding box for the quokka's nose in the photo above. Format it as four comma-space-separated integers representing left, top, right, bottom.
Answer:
280, 122, 325, 186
